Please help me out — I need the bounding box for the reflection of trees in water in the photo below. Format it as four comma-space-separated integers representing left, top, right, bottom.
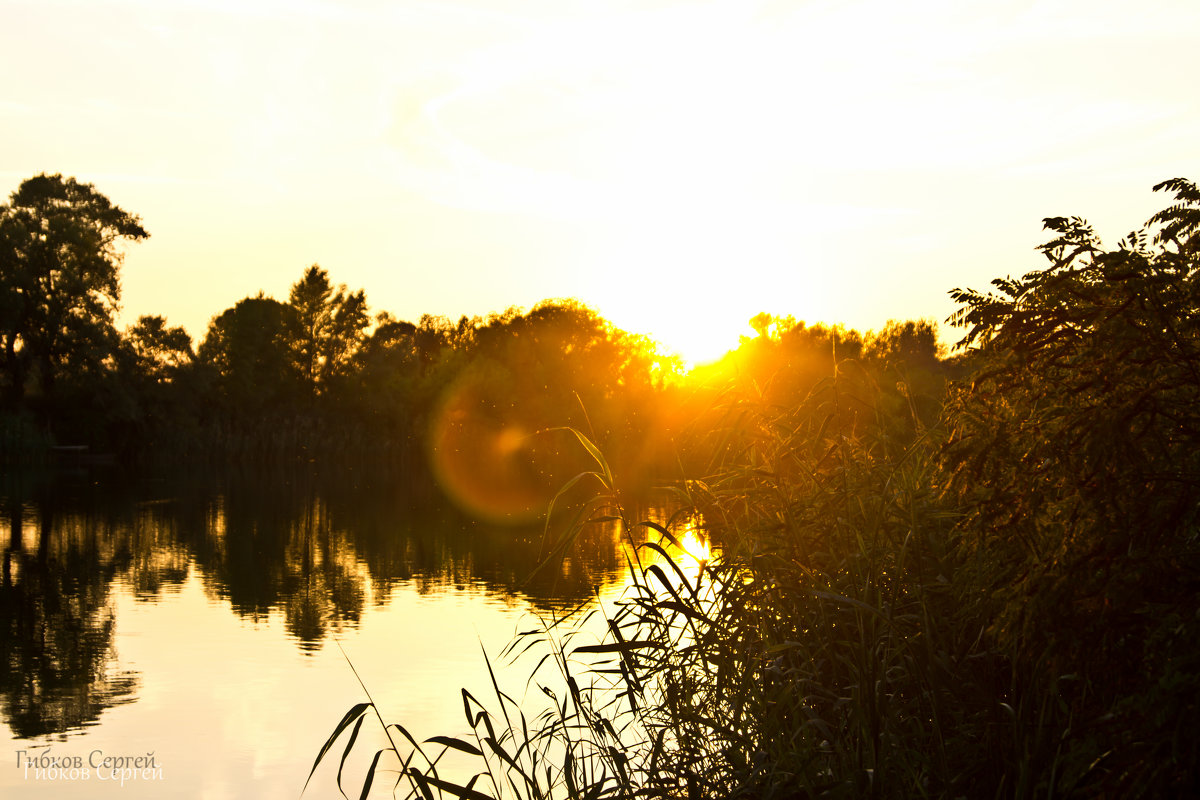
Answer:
122, 502, 191, 599
280, 493, 366, 651
0, 489, 139, 739
0, 464, 657, 742
180, 472, 369, 652
316, 475, 640, 609
184, 467, 642, 648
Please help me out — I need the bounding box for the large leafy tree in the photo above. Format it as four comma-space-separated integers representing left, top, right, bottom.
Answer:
287, 264, 369, 393
0, 174, 148, 406
942, 178, 1200, 794
198, 295, 300, 412
114, 315, 198, 447
126, 314, 193, 380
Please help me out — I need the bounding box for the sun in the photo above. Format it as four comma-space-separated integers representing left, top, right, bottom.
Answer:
643, 312, 745, 371
590, 293, 747, 371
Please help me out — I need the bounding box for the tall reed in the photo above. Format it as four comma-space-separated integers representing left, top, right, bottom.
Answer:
305, 355, 1004, 799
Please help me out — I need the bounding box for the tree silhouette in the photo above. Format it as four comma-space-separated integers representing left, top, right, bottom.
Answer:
1147, 177, 1200, 250
286, 264, 369, 394
198, 294, 300, 412
126, 314, 193, 379
943, 178, 1200, 794
0, 174, 147, 408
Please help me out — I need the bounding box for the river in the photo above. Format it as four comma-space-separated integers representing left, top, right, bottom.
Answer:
0, 464, 680, 799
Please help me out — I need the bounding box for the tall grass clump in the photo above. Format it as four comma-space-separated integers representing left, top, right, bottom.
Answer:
306, 355, 983, 799
302, 430, 676, 800
664, 358, 983, 798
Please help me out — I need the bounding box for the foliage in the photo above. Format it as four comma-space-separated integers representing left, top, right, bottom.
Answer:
0, 173, 147, 411
288, 264, 370, 393
0, 173, 682, 465
681, 315, 949, 479
625, 358, 965, 798
198, 293, 302, 413
942, 178, 1200, 795
0, 410, 51, 463
127, 314, 194, 376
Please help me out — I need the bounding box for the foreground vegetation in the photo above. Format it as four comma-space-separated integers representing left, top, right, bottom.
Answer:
307, 180, 1200, 798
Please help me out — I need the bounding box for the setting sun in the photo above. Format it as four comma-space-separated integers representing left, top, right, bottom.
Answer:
601, 300, 744, 369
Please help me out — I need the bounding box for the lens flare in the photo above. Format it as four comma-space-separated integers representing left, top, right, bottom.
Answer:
427, 366, 556, 524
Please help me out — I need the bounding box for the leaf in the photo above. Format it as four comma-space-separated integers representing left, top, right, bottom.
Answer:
574, 640, 665, 654
548, 426, 613, 488
426, 735, 484, 757
357, 749, 386, 800
639, 520, 680, 549
657, 600, 715, 626
303, 702, 372, 796
409, 772, 495, 800
337, 716, 367, 800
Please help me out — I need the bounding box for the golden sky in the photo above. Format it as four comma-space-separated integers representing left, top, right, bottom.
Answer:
3, 0, 1198, 364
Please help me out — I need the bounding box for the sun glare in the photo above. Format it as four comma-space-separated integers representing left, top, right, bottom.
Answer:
646, 313, 743, 370
677, 526, 712, 565
386, 3, 834, 361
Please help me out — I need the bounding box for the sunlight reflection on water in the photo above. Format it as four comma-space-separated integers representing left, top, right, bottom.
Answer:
0, 469, 695, 799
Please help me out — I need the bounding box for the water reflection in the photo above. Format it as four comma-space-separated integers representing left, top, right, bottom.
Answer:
0, 465, 649, 739
1, 479, 139, 739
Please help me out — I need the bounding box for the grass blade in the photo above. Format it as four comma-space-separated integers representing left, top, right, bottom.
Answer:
303, 702, 372, 796
427, 735, 485, 758
357, 749, 385, 800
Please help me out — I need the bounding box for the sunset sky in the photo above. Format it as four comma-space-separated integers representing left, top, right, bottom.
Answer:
3, 0, 1198, 364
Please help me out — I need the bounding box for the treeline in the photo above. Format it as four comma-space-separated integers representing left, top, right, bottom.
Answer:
0, 173, 950, 493
0, 174, 675, 469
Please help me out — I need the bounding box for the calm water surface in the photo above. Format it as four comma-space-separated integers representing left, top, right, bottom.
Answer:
0, 466, 673, 799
